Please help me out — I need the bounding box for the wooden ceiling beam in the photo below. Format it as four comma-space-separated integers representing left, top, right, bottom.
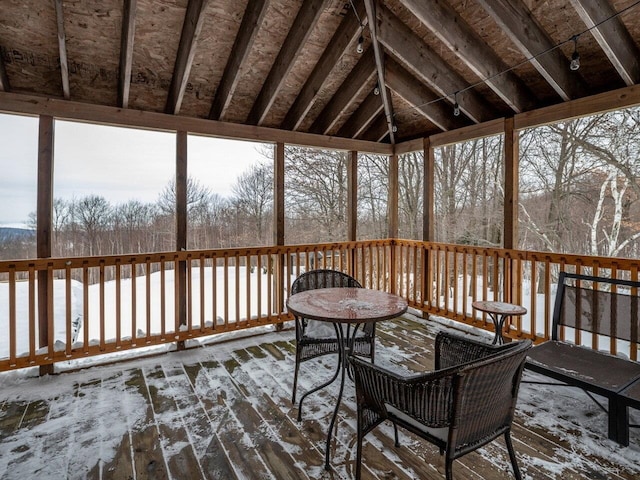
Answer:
309, 48, 377, 135
247, 0, 329, 126
0, 91, 393, 155
209, 0, 269, 121
118, 0, 137, 109
338, 91, 384, 138
569, 0, 640, 86
377, 4, 494, 124
399, 0, 535, 113
364, 0, 395, 144
477, 0, 588, 101
166, 0, 209, 115
385, 58, 467, 132
281, 0, 366, 131
54, 0, 70, 100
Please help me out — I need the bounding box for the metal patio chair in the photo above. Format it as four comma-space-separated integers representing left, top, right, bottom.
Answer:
289, 269, 375, 413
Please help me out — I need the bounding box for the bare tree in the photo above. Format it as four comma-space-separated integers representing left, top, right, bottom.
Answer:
231, 162, 273, 245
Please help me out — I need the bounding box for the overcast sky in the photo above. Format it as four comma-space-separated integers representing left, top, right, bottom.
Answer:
0, 113, 271, 227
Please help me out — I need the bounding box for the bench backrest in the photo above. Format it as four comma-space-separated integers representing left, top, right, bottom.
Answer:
553, 272, 640, 342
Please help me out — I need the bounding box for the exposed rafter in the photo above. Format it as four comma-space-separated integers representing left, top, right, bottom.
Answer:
281, 0, 366, 131
166, 0, 209, 115
364, 0, 395, 144
385, 58, 467, 132
118, 0, 137, 109
209, 0, 269, 121
247, 0, 329, 126
54, 0, 70, 100
569, 0, 640, 86
399, 0, 535, 113
477, 0, 588, 101
338, 91, 384, 138
309, 48, 377, 135
377, 4, 494, 124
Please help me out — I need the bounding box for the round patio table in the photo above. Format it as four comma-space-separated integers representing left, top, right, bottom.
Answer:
286, 287, 408, 471
472, 300, 527, 345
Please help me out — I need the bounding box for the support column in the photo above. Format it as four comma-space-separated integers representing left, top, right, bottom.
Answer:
37, 115, 54, 376
176, 131, 187, 349
422, 137, 435, 310
274, 142, 285, 330
504, 117, 519, 304
388, 152, 398, 293
347, 150, 357, 276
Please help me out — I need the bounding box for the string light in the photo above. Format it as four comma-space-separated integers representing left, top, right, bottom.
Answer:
453, 92, 460, 116
389, 0, 640, 120
374, 83, 380, 95
570, 35, 580, 71
356, 35, 364, 54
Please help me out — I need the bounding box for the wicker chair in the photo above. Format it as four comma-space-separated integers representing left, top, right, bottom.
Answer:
290, 269, 375, 413
349, 332, 532, 480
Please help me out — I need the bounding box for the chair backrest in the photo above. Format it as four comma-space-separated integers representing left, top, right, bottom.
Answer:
291, 269, 362, 295
553, 272, 640, 342
448, 338, 532, 457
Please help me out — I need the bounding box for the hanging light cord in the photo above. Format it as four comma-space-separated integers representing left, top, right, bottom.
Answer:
392, 0, 640, 117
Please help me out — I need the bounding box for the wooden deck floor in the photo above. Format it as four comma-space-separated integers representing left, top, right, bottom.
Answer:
1, 315, 640, 480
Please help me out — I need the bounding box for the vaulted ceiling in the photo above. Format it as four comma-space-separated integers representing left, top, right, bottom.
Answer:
0, 0, 639, 145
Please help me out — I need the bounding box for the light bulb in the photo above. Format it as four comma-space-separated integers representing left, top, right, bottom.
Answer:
374, 84, 380, 95
392, 124, 398, 133
356, 36, 364, 54
570, 51, 580, 71
453, 102, 460, 117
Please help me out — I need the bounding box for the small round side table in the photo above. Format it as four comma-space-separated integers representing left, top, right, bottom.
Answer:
472, 300, 527, 344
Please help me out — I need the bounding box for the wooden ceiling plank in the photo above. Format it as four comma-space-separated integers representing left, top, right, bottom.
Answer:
337, 91, 384, 138
165, 0, 209, 115
385, 58, 467, 132
54, 0, 70, 100
377, 4, 494, 124
569, 0, 640, 86
209, 0, 269, 121
477, 0, 588, 101
364, 0, 395, 143
281, 1, 366, 131
399, 0, 535, 113
247, 0, 330, 126
309, 48, 377, 135
118, 0, 137, 108
360, 113, 389, 142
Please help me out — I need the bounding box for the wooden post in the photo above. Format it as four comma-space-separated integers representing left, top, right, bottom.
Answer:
37, 115, 54, 376
176, 131, 187, 349
504, 117, 519, 304
347, 150, 357, 276
388, 152, 398, 293
274, 142, 285, 330
422, 137, 435, 310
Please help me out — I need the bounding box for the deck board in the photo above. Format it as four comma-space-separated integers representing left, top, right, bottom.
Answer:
1, 315, 640, 479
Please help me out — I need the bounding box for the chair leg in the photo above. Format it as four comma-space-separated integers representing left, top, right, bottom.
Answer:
355, 429, 363, 480
291, 355, 300, 405
504, 431, 522, 480
445, 457, 454, 480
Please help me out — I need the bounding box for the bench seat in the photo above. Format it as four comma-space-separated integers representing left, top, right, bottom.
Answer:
527, 341, 640, 394
524, 272, 640, 446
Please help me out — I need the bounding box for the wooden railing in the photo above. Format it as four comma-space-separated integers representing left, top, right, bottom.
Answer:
1, 240, 639, 372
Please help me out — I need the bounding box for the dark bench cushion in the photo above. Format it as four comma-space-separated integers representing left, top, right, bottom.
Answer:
527, 341, 640, 394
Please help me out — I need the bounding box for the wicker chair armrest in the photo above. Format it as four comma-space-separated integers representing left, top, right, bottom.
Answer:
349, 355, 457, 427
435, 331, 514, 370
